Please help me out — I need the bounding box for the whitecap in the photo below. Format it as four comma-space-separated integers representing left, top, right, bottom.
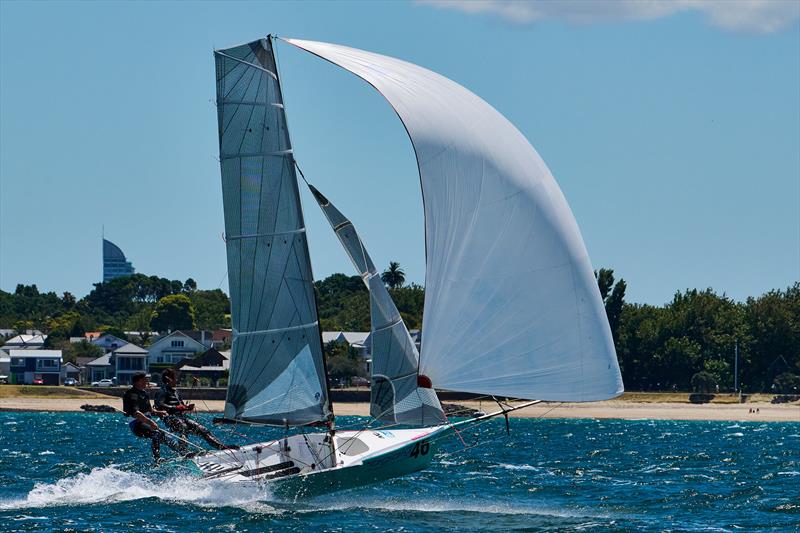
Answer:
726, 432, 744, 437
38, 451, 55, 456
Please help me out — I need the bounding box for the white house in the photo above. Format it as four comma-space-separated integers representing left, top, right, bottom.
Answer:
147, 331, 208, 367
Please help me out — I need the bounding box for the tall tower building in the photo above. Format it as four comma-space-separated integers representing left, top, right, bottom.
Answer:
103, 238, 135, 282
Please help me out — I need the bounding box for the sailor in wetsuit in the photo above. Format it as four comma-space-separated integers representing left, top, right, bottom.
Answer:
154, 368, 233, 450
122, 372, 184, 462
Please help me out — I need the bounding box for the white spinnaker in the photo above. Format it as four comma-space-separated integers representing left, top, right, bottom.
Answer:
286, 38, 623, 402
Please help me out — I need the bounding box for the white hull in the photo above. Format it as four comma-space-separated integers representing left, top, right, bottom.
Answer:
191, 425, 448, 496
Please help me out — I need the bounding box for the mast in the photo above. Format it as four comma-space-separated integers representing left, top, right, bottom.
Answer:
270, 35, 335, 427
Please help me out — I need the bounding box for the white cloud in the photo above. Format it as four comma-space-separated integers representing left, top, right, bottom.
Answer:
418, 0, 800, 33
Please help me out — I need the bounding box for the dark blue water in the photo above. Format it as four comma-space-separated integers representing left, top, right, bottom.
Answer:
0, 412, 798, 532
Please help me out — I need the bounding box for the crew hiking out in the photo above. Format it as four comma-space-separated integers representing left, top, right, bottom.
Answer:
155, 368, 236, 451
122, 372, 184, 462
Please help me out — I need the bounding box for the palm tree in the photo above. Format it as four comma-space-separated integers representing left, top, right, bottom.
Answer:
381, 261, 405, 289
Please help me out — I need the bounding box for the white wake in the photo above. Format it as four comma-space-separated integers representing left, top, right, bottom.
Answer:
0, 466, 274, 512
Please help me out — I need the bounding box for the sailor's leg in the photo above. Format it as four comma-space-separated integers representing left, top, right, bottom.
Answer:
153, 427, 186, 455
184, 418, 228, 450
163, 416, 189, 454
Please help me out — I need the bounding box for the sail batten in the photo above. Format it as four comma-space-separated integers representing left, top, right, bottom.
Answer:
286, 38, 624, 402
215, 38, 331, 426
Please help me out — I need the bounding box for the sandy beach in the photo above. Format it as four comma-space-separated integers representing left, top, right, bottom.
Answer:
1, 397, 797, 422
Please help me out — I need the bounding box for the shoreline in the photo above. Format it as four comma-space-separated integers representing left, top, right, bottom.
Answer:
1, 397, 797, 422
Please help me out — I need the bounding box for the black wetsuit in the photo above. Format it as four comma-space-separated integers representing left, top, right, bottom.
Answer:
122, 386, 183, 460
154, 384, 227, 450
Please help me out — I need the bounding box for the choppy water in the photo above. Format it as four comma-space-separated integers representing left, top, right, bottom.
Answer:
0, 412, 798, 532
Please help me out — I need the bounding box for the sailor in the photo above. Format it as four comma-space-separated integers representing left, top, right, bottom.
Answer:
154, 368, 235, 450
122, 372, 184, 462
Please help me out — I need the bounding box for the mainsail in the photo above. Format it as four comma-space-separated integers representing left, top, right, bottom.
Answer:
214, 38, 331, 425
306, 183, 446, 426
286, 39, 624, 402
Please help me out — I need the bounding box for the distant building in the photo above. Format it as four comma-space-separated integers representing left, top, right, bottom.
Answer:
89, 333, 128, 353
321, 331, 371, 356
103, 238, 135, 282
147, 331, 208, 368
85, 342, 148, 384
173, 348, 230, 386
2, 334, 47, 350
8, 349, 62, 385
60, 362, 82, 384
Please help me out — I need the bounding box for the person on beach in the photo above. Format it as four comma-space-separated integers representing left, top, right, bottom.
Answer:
154, 368, 235, 451
122, 372, 184, 463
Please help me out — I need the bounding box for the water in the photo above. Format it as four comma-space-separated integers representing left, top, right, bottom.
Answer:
1, 412, 798, 531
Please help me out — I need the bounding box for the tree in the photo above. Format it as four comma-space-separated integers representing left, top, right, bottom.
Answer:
62, 292, 76, 309
773, 372, 800, 394
381, 261, 406, 289
189, 289, 230, 330
691, 371, 717, 393
183, 278, 197, 292
596, 268, 615, 301
150, 294, 196, 332
324, 341, 366, 385
595, 268, 626, 345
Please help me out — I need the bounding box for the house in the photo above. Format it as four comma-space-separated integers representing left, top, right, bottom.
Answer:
85, 342, 149, 385
60, 362, 82, 383
90, 333, 128, 353
321, 331, 371, 357
212, 329, 233, 348
86, 353, 112, 383
173, 348, 230, 386
8, 349, 62, 385
147, 331, 208, 369
0, 355, 10, 378
3, 334, 47, 350
112, 343, 148, 385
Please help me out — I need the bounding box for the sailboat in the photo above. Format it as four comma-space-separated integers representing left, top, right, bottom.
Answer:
189, 36, 623, 495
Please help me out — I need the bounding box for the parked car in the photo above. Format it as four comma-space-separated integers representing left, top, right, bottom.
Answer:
351, 376, 370, 387
0, 375, 8, 384
91, 379, 114, 387
32, 378, 44, 385
64, 378, 77, 386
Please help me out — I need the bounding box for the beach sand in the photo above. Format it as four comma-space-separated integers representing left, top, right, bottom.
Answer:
1, 397, 797, 422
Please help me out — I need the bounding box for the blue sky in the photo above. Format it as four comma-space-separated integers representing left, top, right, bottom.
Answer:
1, 1, 798, 305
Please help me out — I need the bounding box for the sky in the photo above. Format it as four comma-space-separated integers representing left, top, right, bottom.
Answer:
0, 0, 798, 306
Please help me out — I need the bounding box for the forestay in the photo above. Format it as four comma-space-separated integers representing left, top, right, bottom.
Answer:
286, 39, 624, 402
214, 38, 331, 425
306, 184, 446, 426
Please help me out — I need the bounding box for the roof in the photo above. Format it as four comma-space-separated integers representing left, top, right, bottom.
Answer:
175, 347, 228, 370
62, 362, 81, 370
113, 342, 147, 355
322, 331, 342, 343
8, 349, 62, 359
321, 331, 371, 345
0, 356, 10, 363
340, 332, 370, 345
4, 334, 47, 346
149, 330, 208, 351
86, 354, 111, 367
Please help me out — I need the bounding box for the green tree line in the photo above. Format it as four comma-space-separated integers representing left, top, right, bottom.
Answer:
1, 268, 797, 393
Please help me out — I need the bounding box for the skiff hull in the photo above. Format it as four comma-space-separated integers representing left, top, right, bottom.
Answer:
190, 426, 448, 498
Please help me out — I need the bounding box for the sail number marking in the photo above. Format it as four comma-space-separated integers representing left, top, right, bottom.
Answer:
409, 440, 430, 459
